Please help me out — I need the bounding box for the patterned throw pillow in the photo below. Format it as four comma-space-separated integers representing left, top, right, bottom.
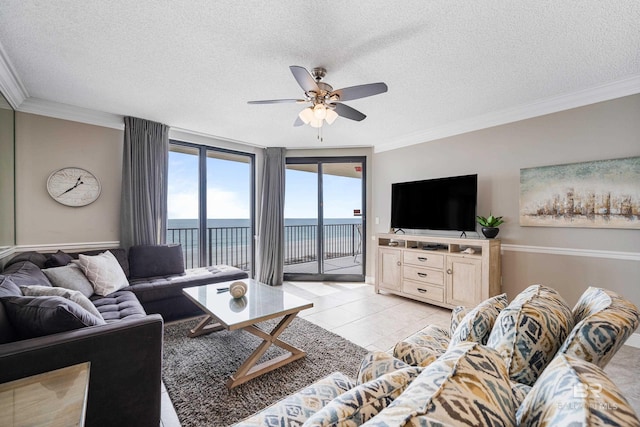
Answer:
449, 305, 470, 336
558, 287, 640, 369
487, 284, 574, 386
449, 293, 508, 348
303, 366, 423, 426
393, 325, 450, 367
234, 372, 356, 427
357, 351, 411, 384
363, 342, 516, 426
21, 285, 104, 322
78, 251, 129, 296
516, 354, 640, 427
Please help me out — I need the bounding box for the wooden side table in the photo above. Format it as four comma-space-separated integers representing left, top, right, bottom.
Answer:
0, 362, 90, 427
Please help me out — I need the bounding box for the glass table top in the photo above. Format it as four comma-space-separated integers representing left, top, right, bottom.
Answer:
182, 279, 313, 329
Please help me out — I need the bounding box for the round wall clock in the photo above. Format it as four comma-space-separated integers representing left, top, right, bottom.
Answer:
47, 167, 101, 207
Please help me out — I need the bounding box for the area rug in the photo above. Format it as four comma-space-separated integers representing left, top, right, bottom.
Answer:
162, 317, 369, 426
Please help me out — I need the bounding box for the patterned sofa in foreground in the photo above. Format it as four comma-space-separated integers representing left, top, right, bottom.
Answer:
235, 285, 640, 426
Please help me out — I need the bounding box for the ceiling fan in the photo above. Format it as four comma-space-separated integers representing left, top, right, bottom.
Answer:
248, 66, 388, 129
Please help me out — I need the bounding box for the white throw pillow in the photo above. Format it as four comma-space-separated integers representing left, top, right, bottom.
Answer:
78, 251, 129, 296
21, 285, 105, 323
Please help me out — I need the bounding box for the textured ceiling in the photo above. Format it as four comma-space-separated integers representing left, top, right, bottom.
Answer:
0, 1, 639, 150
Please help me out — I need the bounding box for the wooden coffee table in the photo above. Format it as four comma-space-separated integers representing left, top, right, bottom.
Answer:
182, 279, 313, 388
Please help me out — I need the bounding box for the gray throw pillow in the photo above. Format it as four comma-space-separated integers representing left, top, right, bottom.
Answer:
128, 244, 185, 279
21, 285, 104, 322
1, 295, 104, 339
1, 261, 52, 287
42, 264, 95, 298
44, 250, 73, 268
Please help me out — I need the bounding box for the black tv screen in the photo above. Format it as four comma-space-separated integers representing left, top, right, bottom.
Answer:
391, 174, 477, 232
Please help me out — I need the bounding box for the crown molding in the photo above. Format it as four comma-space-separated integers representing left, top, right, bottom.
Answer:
0, 41, 28, 109
17, 98, 124, 129
375, 74, 640, 153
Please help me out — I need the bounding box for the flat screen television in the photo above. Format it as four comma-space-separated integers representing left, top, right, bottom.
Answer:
391, 174, 477, 232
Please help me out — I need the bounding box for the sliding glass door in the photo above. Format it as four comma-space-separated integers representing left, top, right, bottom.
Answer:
167, 141, 255, 275
284, 157, 365, 281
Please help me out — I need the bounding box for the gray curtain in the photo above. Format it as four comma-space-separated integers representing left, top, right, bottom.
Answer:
120, 116, 169, 249
257, 147, 286, 286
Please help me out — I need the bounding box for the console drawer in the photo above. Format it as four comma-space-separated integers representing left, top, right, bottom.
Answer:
403, 265, 444, 286
403, 251, 444, 269
402, 281, 445, 303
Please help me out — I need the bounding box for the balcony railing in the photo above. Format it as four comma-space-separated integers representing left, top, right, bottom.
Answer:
167, 223, 362, 270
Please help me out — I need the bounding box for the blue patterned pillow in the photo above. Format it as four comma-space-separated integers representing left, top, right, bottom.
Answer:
357, 351, 411, 384
487, 284, 574, 386
393, 325, 450, 367
234, 372, 356, 427
558, 287, 640, 368
517, 354, 640, 426
304, 366, 423, 426
364, 342, 517, 426
449, 293, 508, 348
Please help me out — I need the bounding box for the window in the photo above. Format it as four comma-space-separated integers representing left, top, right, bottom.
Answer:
167, 141, 255, 274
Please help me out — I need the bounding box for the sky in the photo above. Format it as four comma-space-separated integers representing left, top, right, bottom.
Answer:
167, 151, 362, 220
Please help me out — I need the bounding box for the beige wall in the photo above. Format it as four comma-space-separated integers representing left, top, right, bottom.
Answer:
15, 113, 124, 245
372, 94, 640, 308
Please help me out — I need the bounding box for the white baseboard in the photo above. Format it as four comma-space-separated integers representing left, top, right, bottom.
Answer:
625, 332, 640, 349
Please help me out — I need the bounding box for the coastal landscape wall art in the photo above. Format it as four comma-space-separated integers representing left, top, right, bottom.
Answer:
519, 156, 640, 229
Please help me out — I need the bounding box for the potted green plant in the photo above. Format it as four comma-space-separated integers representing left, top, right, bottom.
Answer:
476, 213, 504, 238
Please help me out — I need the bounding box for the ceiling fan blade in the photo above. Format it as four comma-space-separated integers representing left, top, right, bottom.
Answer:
247, 99, 305, 104
290, 66, 320, 93
293, 116, 304, 127
331, 82, 388, 102
334, 103, 366, 121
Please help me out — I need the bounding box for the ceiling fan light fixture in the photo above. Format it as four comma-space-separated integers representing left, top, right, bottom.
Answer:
309, 118, 323, 128
325, 108, 338, 125
298, 107, 314, 124
313, 103, 327, 120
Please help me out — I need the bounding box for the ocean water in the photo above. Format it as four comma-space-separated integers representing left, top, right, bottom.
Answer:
167, 218, 362, 269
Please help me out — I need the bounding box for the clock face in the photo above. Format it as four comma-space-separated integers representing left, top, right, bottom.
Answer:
47, 167, 101, 207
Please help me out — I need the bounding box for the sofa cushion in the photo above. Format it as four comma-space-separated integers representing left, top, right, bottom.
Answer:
127, 265, 248, 303
1, 295, 104, 339
0, 276, 22, 344
128, 244, 185, 279
487, 284, 574, 386
558, 287, 640, 369
449, 293, 508, 348
42, 263, 95, 298
5, 251, 48, 269
91, 290, 147, 323
357, 351, 412, 384
78, 251, 129, 296
1, 261, 52, 288
21, 285, 104, 321
234, 372, 356, 427
516, 354, 640, 426
393, 324, 450, 367
367, 342, 516, 426
304, 366, 423, 426
44, 250, 73, 268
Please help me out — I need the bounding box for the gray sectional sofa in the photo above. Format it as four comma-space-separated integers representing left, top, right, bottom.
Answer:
0, 244, 248, 426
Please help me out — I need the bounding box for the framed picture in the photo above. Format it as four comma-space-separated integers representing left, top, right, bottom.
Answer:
520, 156, 640, 229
